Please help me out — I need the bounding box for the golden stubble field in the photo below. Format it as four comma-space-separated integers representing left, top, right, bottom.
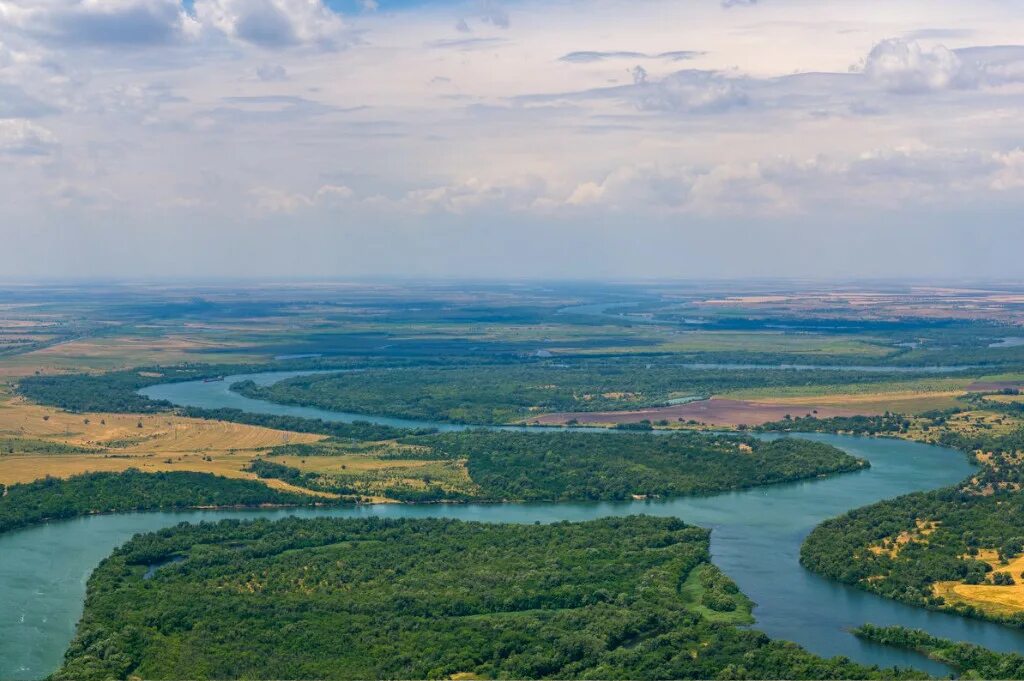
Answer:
933, 550, 1024, 616
0, 393, 330, 495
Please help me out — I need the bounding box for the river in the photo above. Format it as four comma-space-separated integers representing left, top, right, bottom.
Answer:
0, 372, 1017, 679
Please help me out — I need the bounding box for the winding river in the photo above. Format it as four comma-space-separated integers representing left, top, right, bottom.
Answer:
1, 371, 1021, 679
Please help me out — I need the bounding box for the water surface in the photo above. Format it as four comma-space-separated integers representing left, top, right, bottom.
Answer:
0, 372, 1008, 679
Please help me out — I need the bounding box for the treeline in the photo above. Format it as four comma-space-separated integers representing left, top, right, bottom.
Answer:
755, 413, 913, 436
178, 406, 430, 440
254, 431, 866, 503
233, 362, 958, 425
245, 459, 469, 503
801, 487, 1024, 627
56, 515, 924, 681
15, 358, 376, 414
0, 470, 330, 536
0, 437, 97, 455
854, 625, 1024, 679
386, 431, 863, 502
456, 431, 866, 502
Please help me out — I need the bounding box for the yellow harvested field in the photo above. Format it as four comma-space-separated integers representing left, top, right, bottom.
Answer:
933, 551, 1024, 615
0, 395, 327, 488
8, 335, 265, 371
0, 397, 323, 455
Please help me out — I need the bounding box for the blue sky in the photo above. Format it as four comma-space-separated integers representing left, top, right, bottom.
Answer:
1, 0, 1024, 280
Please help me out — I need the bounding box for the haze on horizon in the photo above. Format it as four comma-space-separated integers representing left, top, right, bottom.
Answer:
1, 0, 1022, 281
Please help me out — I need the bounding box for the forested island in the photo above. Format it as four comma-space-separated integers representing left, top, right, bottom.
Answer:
55, 516, 924, 681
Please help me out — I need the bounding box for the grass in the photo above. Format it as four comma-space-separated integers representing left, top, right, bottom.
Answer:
678, 563, 755, 625
0, 388, 329, 492
0, 452, 333, 497
268, 454, 480, 500
933, 551, 1024, 617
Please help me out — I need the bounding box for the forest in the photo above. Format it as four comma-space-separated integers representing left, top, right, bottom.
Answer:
801, 486, 1024, 627
55, 515, 925, 681
854, 625, 1024, 679
418, 431, 866, 501
251, 431, 866, 502
0, 470, 328, 536
230, 363, 958, 424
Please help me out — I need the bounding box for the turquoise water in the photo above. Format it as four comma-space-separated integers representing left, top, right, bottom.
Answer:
0, 373, 1013, 679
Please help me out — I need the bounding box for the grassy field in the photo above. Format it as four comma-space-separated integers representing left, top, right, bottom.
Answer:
266, 453, 480, 499
677, 562, 755, 625
0, 386, 331, 492
933, 550, 1024, 617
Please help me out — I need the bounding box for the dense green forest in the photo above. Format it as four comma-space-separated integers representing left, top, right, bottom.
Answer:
418, 431, 866, 501
801, 487, 1024, 627
253, 431, 866, 502
0, 470, 329, 536
854, 625, 1024, 678
231, 363, 957, 424
755, 413, 914, 436
56, 516, 924, 681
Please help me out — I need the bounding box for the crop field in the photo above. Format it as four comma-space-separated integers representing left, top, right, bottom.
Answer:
0, 388, 326, 489
933, 551, 1024, 617
0, 452, 332, 497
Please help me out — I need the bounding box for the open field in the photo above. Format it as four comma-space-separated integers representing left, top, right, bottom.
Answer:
0, 396, 324, 455
933, 551, 1024, 617
0, 390, 329, 490
0, 452, 333, 497
268, 454, 479, 499
10, 335, 265, 372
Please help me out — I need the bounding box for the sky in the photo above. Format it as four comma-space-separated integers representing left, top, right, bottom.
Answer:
1, 0, 1024, 280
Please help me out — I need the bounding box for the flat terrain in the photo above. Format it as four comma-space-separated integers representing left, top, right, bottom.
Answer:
529, 397, 878, 427
934, 551, 1024, 616
0, 389, 325, 493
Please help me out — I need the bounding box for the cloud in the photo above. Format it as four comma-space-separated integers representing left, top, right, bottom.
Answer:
991, 149, 1024, 191
478, 1, 509, 29
559, 50, 703, 63
518, 68, 750, 114
0, 83, 58, 119
863, 39, 1024, 93
864, 39, 970, 93
635, 69, 749, 113
403, 176, 548, 214
454, 18, 470, 33
563, 162, 794, 216
256, 62, 288, 81
251, 183, 354, 213
425, 37, 507, 50
192, 0, 347, 48
0, 119, 57, 155
0, 0, 197, 47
